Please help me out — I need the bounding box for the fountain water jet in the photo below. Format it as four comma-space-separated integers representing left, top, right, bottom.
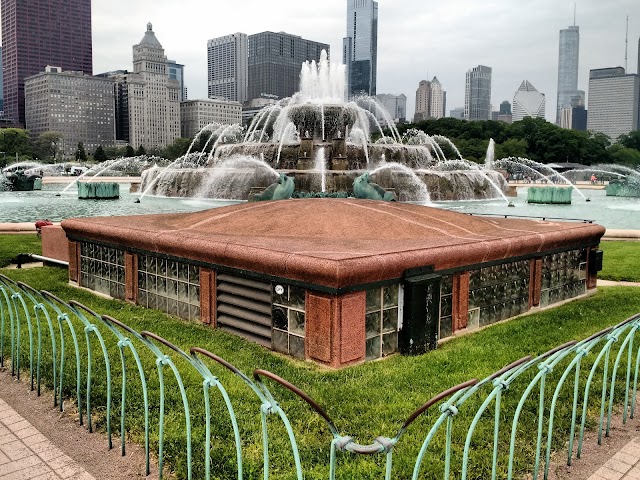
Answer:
137, 50, 510, 203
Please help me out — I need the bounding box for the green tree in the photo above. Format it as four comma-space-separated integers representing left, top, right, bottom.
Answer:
124, 145, 135, 157
163, 137, 192, 160
94, 145, 107, 162
136, 145, 146, 156
103, 146, 126, 159
0, 129, 32, 163
75, 142, 87, 161
495, 138, 528, 160
617, 131, 640, 151
33, 131, 64, 162
609, 145, 640, 167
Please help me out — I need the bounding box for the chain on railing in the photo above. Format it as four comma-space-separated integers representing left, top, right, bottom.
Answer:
1, 273, 640, 479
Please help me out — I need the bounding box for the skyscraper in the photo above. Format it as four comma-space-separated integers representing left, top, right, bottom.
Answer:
587, 67, 639, 141
375, 94, 406, 124
207, 33, 248, 103
131, 23, 180, 149
429, 77, 445, 119
464, 65, 492, 121
414, 80, 431, 122
498, 101, 512, 124
25, 66, 115, 156
1, 0, 93, 125
414, 77, 446, 122
103, 24, 180, 150
556, 25, 580, 124
343, 0, 378, 97
167, 60, 187, 102
247, 31, 328, 101
0, 46, 4, 115
512, 80, 546, 122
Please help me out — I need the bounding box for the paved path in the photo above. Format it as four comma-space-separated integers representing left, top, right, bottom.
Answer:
0, 399, 94, 480
588, 438, 640, 480
598, 280, 640, 287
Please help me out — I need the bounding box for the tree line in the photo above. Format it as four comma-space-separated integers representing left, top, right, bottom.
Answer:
0, 129, 153, 168
396, 117, 640, 167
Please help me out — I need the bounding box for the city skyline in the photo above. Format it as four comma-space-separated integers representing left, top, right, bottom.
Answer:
0, 0, 638, 124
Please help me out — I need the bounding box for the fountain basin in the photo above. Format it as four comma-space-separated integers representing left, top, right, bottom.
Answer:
606, 178, 640, 198
63, 199, 605, 367
141, 166, 508, 202
527, 186, 573, 204
77, 181, 120, 199
4, 171, 42, 191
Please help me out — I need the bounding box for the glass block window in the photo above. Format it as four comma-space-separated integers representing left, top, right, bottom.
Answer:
79, 242, 125, 300
365, 284, 401, 361
272, 284, 306, 360
540, 249, 587, 307
468, 260, 530, 327
439, 275, 454, 339
137, 254, 200, 321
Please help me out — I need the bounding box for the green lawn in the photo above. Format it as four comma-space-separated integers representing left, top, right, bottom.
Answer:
2, 235, 640, 478
0, 233, 42, 267
600, 241, 640, 282
2, 262, 640, 479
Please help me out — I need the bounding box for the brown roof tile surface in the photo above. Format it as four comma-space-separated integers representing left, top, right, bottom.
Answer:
62, 199, 605, 289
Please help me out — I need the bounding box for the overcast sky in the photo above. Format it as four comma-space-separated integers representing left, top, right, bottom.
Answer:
91, 0, 639, 122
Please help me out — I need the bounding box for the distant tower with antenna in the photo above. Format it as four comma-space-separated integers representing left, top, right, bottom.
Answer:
625, 15, 629, 72
556, 6, 580, 124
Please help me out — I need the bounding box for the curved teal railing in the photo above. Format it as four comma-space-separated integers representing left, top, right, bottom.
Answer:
1, 274, 640, 479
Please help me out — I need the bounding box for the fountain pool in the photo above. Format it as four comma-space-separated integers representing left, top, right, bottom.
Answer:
0, 183, 235, 223
1, 183, 639, 230
439, 187, 640, 230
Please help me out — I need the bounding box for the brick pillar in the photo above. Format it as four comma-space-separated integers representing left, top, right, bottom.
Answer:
68, 241, 80, 284
306, 290, 366, 368
530, 258, 542, 307
200, 268, 216, 326
125, 252, 138, 304
587, 248, 598, 290
452, 272, 469, 332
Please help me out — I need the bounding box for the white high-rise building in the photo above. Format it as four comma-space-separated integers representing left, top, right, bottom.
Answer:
464, 65, 492, 121
556, 25, 580, 124
429, 77, 445, 119
512, 80, 546, 121
414, 77, 446, 122
207, 33, 248, 103
587, 67, 640, 141
124, 23, 181, 150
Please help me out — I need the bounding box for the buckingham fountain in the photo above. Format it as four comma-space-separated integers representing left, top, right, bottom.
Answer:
139, 51, 509, 203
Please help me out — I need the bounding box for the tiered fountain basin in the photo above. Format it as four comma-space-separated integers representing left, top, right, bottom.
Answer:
140, 157, 508, 202
139, 99, 510, 202
62, 199, 605, 367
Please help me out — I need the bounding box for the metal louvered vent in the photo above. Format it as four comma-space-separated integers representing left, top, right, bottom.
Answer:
216, 273, 272, 347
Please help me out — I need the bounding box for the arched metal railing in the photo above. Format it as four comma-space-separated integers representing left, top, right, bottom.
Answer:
1, 276, 639, 479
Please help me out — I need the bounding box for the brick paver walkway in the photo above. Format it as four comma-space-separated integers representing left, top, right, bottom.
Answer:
588, 438, 640, 480
0, 398, 95, 480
